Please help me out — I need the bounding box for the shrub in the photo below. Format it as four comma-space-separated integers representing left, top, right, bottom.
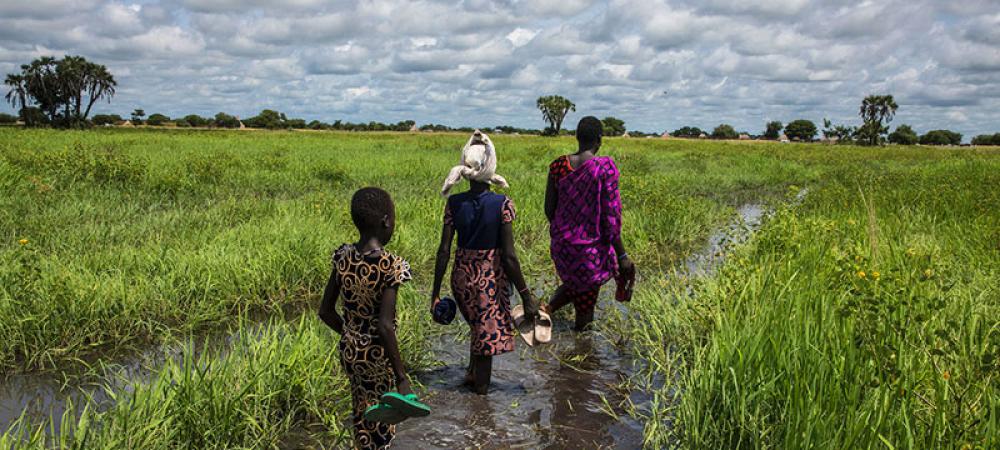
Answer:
146, 113, 170, 126
764, 121, 782, 140
711, 124, 738, 140
919, 130, 962, 146
785, 119, 817, 141
888, 124, 919, 145
971, 133, 1000, 146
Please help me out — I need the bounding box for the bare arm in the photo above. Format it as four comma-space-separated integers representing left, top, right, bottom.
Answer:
377, 285, 412, 395
430, 222, 455, 309
544, 173, 558, 222
318, 269, 344, 334
500, 222, 537, 317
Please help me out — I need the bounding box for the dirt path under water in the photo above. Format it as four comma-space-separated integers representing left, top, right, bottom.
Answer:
393, 201, 772, 449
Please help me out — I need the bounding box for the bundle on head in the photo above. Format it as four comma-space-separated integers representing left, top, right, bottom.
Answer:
440, 130, 509, 196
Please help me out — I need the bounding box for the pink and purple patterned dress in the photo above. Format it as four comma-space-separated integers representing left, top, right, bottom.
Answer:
549, 155, 623, 313
444, 190, 517, 356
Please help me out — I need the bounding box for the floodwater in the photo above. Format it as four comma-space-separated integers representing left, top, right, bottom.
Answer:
394, 201, 775, 449
0, 197, 787, 446
394, 301, 648, 450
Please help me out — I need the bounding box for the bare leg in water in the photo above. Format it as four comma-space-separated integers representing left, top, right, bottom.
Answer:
466, 354, 492, 395
542, 285, 596, 331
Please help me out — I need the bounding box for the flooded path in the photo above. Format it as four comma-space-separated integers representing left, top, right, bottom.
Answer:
1, 195, 795, 446
395, 200, 776, 449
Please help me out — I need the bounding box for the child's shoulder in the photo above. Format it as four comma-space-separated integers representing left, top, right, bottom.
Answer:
381, 250, 412, 286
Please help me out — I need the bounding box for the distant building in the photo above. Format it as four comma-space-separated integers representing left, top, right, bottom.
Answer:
622, 131, 631, 138
660, 132, 671, 139
409, 123, 419, 132
698, 133, 707, 139
739, 134, 750, 140
779, 133, 789, 143
117, 120, 133, 127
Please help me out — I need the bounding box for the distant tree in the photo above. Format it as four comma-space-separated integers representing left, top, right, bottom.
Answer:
213, 112, 240, 128
711, 123, 738, 140
146, 113, 170, 126
671, 126, 704, 138
178, 114, 209, 127
0, 112, 17, 124
391, 120, 416, 131
536, 95, 575, 135
601, 116, 626, 136
919, 130, 962, 146
245, 109, 285, 129
131, 109, 145, 125
785, 119, 817, 141
888, 124, 918, 145
4, 55, 116, 127
286, 118, 307, 129
856, 94, 898, 146
92, 113, 123, 126
971, 133, 1000, 146
764, 121, 783, 140
308, 120, 327, 130
821, 118, 856, 143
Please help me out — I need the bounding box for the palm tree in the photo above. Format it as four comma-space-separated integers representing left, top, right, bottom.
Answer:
82, 63, 116, 121
4, 73, 27, 112
858, 94, 898, 146
536, 95, 576, 135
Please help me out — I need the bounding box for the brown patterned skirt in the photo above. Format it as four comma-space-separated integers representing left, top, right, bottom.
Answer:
450, 247, 515, 356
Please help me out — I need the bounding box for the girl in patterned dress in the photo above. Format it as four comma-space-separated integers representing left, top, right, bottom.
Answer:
543, 116, 636, 331
319, 187, 414, 450
431, 130, 537, 395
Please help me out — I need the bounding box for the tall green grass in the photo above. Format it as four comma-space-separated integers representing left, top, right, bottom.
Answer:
632, 149, 1000, 448
5, 128, 996, 447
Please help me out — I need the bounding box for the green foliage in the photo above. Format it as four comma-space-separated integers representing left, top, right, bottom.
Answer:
764, 121, 782, 140
0, 113, 17, 124
244, 109, 286, 129
971, 133, 1000, 146
888, 124, 919, 145
146, 113, 170, 126
711, 123, 738, 140
4, 55, 116, 128
857, 94, 898, 146
919, 129, 962, 146
785, 119, 817, 141
672, 126, 704, 138
213, 112, 240, 128
601, 116, 626, 136
535, 95, 575, 135
176, 114, 209, 128
822, 118, 856, 143
18, 107, 47, 127
91, 114, 122, 126
130, 109, 145, 125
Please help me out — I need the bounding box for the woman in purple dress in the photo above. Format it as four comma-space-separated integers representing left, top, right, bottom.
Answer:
543, 116, 635, 331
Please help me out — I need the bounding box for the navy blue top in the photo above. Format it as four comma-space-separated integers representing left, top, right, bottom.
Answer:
445, 190, 511, 250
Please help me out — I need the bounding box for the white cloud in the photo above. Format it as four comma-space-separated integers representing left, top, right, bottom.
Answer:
0, 0, 997, 139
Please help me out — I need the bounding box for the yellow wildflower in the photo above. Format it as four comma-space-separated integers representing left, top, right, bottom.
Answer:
18, 238, 28, 245
857, 271, 866, 279
872, 271, 880, 280
943, 370, 951, 381
847, 219, 856, 226
924, 268, 933, 278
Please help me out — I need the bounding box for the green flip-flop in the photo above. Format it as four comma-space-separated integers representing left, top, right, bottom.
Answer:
380, 392, 431, 418
363, 402, 408, 424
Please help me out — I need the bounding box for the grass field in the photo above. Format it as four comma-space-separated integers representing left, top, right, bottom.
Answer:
1, 128, 998, 448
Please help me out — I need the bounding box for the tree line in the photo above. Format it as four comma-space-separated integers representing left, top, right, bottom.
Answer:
4, 56, 997, 146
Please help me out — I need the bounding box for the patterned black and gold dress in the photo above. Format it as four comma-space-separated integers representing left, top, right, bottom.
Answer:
333, 244, 412, 450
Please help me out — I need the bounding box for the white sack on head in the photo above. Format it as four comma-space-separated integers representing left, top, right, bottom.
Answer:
440, 130, 509, 196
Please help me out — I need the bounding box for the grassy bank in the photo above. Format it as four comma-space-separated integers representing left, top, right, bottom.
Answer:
631, 147, 1000, 448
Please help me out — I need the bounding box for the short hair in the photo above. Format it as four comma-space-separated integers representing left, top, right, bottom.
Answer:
350, 187, 394, 230
576, 116, 602, 146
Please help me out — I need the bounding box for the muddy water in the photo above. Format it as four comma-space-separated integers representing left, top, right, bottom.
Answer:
394, 201, 772, 449
394, 304, 647, 449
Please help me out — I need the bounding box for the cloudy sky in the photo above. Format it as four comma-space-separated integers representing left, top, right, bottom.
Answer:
1, 0, 998, 137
